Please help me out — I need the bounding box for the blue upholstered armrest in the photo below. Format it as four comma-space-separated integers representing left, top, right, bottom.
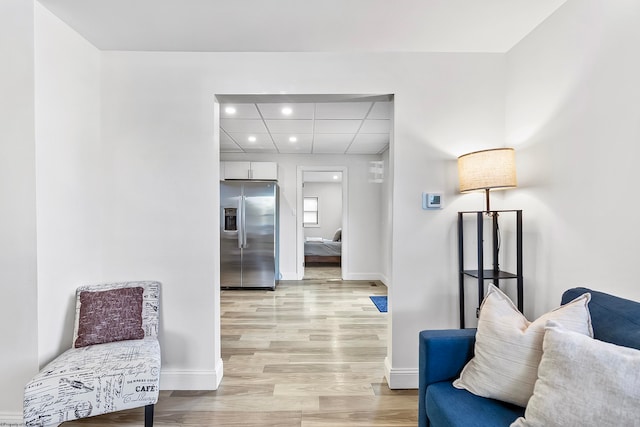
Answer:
418, 329, 477, 427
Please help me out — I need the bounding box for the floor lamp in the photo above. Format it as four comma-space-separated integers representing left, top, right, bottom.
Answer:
457, 147, 517, 212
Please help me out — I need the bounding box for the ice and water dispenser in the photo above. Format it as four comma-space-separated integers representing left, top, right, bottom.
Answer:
224, 207, 237, 231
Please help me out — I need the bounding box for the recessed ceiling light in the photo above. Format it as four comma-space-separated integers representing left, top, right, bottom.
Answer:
333, 175, 339, 180
248, 136, 257, 142
289, 136, 297, 143
281, 107, 293, 116
225, 106, 236, 114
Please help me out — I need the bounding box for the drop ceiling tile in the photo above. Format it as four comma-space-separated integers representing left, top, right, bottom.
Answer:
315, 102, 372, 119
277, 139, 313, 154
352, 133, 389, 145
315, 119, 362, 134
368, 101, 392, 119
257, 103, 315, 119
220, 133, 244, 152
220, 119, 268, 133
348, 134, 389, 154
220, 140, 242, 148
228, 133, 276, 151
220, 144, 244, 153
220, 132, 235, 143
220, 138, 243, 149
243, 147, 279, 153
313, 144, 351, 154
271, 133, 314, 145
312, 136, 353, 154
313, 134, 355, 145
265, 119, 314, 134
220, 104, 261, 119
273, 134, 313, 154
219, 98, 392, 156
347, 142, 389, 154
360, 119, 390, 133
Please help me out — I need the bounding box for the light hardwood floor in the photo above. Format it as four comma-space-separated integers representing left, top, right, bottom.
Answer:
67, 279, 417, 426
303, 264, 342, 280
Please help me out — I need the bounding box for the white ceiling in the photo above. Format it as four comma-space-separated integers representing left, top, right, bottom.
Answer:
37, 0, 566, 53
35, 0, 568, 155
219, 96, 391, 155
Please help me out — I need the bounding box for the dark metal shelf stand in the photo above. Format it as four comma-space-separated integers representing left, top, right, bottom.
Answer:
458, 210, 523, 328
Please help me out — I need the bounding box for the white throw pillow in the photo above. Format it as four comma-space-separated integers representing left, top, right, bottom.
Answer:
453, 284, 592, 407
511, 321, 640, 427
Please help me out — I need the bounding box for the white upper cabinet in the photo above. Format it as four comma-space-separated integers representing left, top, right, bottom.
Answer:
249, 162, 278, 180
222, 161, 251, 179
221, 161, 278, 180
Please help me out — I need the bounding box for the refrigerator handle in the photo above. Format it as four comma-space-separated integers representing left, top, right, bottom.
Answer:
241, 195, 248, 248
237, 198, 244, 249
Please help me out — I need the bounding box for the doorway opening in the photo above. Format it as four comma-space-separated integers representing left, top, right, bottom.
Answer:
216, 93, 392, 283
300, 168, 346, 280
215, 93, 393, 389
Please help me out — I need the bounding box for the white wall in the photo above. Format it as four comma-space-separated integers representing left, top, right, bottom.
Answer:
385, 55, 506, 387
101, 52, 505, 389
303, 182, 342, 241
380, 148, 393, 286
505, 0, 640, 318
221, 152, 381, 280
7, 0, 640, 410
1, 32, 504, 403
34, 2, 103, 365
0, 0, 39, 419
99, 55, 222, 389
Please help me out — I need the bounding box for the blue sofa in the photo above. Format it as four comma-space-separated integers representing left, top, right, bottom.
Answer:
418, 287, 640, 427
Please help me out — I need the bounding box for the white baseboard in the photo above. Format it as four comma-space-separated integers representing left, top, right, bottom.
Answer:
343, 272, 385, 281
160, 358, 223, 390
279, 271, 298, 280
384, 357, 418, 389
379, 274, 390, 287
0, 412, 24, 426
282, 273, 382, 281
282, 271, 388, 283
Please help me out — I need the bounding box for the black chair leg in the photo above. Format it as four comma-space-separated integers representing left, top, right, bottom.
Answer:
145, 404, 154, 427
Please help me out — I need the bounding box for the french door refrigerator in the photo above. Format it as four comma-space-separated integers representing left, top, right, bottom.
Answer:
220, 181, 279, 289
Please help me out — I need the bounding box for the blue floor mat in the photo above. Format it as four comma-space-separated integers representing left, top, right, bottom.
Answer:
369, 296, 387, 312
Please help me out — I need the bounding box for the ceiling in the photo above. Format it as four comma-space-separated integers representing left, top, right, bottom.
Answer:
37, 0, 567, 53
219, 95, 391, 155
35, 0, 567, 155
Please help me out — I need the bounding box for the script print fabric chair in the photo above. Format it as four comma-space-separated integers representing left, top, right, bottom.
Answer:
24, 281, 161, 427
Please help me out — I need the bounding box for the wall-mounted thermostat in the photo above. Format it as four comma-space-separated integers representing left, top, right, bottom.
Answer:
422, 192, 443, 210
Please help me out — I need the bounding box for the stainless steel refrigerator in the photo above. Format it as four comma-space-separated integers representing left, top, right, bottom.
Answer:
220, 181, 279, 289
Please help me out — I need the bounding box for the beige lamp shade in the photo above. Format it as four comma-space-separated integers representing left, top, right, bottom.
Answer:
458, 148, 517, 193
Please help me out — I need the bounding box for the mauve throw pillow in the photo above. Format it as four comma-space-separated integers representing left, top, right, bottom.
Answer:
74, 287, 144, 348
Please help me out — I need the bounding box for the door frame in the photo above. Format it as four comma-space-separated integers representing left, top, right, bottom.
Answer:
296, 165, 348, 280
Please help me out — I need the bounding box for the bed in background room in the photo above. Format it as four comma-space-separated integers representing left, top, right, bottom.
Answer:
304, 228, 342, 265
